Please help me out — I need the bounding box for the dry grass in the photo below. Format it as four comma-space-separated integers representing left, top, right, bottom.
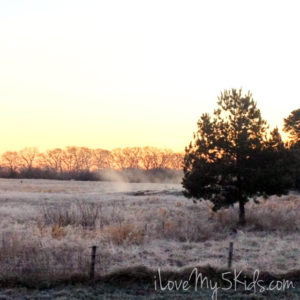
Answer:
0, 178, 299, 286
40, 201, 101, 229
214, 194, 300, 231
103, 223, 144, 245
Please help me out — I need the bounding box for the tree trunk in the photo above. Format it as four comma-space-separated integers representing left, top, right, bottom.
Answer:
238, 200, 246, 226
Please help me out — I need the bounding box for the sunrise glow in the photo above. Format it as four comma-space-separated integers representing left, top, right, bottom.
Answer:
1, 0, 299, 153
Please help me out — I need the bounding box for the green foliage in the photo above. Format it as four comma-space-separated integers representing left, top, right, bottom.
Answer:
283, 108, 300, 191
293, 146, 300, 191
284, 108, 300, 145
182, 89, 294, 225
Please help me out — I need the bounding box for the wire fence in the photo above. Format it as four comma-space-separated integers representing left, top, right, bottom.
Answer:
0, 242, 237, 283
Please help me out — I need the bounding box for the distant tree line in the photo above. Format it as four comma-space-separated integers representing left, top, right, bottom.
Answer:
0, 147, 184, 182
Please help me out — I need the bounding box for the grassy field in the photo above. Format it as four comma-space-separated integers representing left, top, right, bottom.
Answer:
0, 178, 299, 298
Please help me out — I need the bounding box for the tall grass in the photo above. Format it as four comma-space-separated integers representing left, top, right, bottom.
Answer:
0, 180, 300, 286
40, 201, 101, 229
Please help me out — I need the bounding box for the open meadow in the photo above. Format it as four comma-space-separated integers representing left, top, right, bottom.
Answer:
0, 178, 300, 297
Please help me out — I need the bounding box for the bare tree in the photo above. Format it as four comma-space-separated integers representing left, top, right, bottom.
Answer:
39, 148, 64, 173
61, 146, 78, 172
111, 148, 127, 169
140, 147, 162, 169
168, 152, 184, 170
158, 149, 173, 168
77, 147, 93, 171
122, 147, 141, 168
19, 147, 38, 170
1, 151, 20, 176
93, 149, 113, 170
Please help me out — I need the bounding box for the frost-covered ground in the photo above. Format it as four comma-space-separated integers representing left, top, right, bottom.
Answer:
0, 178, 300, 298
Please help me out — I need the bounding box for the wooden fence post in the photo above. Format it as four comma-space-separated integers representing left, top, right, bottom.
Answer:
228, 242, 233, 268
90, 245, 97, 281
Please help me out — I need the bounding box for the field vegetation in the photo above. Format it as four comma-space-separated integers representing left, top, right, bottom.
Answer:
0, 178, 299, 289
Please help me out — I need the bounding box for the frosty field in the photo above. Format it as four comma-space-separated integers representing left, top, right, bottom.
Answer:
0, 178, 300, 298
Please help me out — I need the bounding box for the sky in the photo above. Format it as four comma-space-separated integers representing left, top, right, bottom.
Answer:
0, 0, 299, 153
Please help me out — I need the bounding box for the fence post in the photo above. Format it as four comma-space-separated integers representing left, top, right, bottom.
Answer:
228, 242, 233, 268
90, 245, 97, 281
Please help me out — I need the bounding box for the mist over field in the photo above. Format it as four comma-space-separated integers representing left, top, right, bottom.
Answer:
96, 168, 183, 183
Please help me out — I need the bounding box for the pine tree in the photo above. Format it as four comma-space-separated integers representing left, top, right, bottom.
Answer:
284, 108, 300, 146
182, 89, 293, 225
284, 108, 300, 191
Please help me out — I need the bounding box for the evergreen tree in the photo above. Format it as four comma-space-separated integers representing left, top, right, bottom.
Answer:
182, 89, 293, 225
284, 108, 300, 146
284, 108, 300, 191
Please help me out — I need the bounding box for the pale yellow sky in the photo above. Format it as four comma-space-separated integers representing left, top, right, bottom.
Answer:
0, 0, 299, 153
